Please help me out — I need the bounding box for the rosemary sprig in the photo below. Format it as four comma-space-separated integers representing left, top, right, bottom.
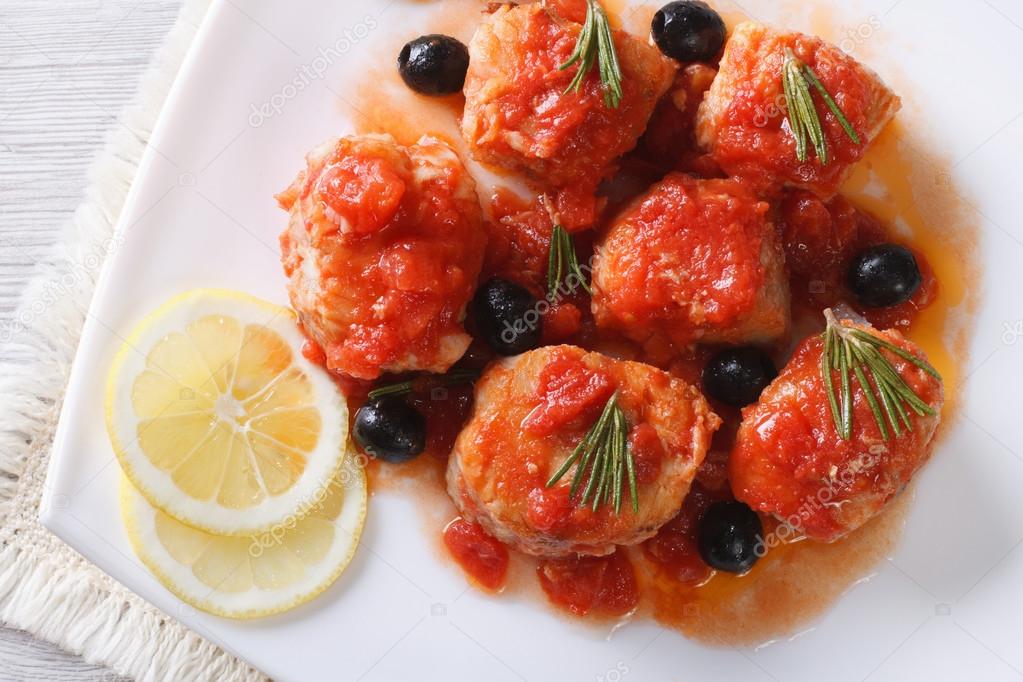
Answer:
821, 309, 940, 441
781, 48, 861, 164
368, 368, 479, 400
546, 224, 592, 299
559, 0, 623, 108
545, 392, 638, 514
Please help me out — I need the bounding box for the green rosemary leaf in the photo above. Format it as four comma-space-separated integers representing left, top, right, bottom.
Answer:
802, 65, 861, 145
591, 445, 610, 511
823, 326, 843, 433
847, 340, 890, 440
566, 231, 592, 295
566, 393, 616, 493
611, 409, 624, 513
548, 435, 585, 491
546, 225, 592, 298
581, 433, 607, 505
839, 333, 852, 438
781, 48, 861, 165
547, 228, 563, 299
625, 433, 638, 514
595, 9, 622, 108
857, 341, 934, 416
875, 378, 903, 437
782, 57, 808, 162
367, 381, 414, 399
559, 0, 624, 109
820, 309, 941, 440
560, 0, 590, 69
367, 368, 479, 400
851, 330, 941, 379
879, 375, 912, 432
546, 392, 636, 514
851, 356, 889, 440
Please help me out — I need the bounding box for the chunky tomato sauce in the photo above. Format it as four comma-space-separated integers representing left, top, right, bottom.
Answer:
537, 549, 639, 617
482, 189, 556, 293
779, 189, 938, 330
642, 482, 729, 586
443, 518, 510, 591
523, 355, 614, 436
482, 188, 593, 340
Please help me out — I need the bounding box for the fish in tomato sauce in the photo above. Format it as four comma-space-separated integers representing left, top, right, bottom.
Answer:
696, 22, 900, 197
591, 173, 790, 355
461, 2, 675, 205
447, 345, 720, 557
277, 134, 486, 380
729, 322, 943, 543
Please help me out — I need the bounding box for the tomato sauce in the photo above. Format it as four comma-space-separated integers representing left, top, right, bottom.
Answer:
638, 63, 720, 173
482, 189, 556, 294
334, 0, 981, 647
537, 549, 639, 617
779, 189, 938, 330
522, 353, 615, 436
642, 482, 729, 586
482, 188, 596, 342
443, 518, 510, 591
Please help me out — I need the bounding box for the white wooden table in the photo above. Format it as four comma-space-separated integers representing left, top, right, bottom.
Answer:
0, 1, 182, 678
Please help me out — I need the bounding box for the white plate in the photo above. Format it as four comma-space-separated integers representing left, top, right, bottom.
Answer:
42, 0, 1023, 680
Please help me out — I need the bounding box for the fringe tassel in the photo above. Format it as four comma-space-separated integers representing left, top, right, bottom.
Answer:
0, 0, 263, 679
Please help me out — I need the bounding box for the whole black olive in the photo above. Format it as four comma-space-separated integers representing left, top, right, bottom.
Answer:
397, 34, 470, 96
651, 1, 727, 63
353, 395, 427, 463
471, 278, 543, 356
847, 244, 922, 308
702, 347, 777, 408
697, 501, 764, 573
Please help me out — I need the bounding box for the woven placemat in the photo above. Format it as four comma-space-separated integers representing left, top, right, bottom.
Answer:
0, 1, 263, 678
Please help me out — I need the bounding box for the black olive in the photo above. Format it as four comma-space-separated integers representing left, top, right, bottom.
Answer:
847, 244, 922, 308
353, 395, 426, 463
651, 1, 727, 63
697, 501, 763, 573
702, 347, 777, 408
471, 277, 543, 356
397, 34, 470, 96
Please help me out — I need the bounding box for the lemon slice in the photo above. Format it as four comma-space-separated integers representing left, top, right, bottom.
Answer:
120, 453, 367, 618
106, 289, 348, 535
